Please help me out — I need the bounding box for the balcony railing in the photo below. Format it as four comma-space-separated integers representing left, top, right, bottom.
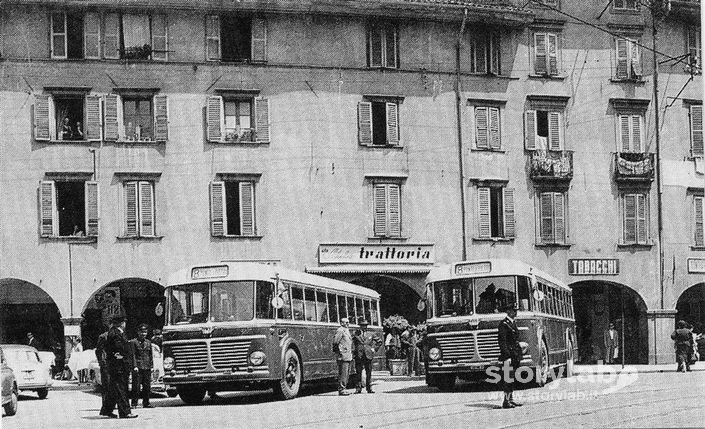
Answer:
614, 152, 655, 182
529, 150, 573, 182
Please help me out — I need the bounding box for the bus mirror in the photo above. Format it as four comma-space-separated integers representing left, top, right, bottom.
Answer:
271, 296, 285, 309
417, 299, 426, 312
533, 289, 545, 302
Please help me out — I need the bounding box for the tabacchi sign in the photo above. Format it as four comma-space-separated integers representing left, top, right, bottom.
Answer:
568, 259, 619, 275
318, 244, 435, 264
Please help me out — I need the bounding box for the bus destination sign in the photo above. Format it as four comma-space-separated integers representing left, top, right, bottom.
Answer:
454, 261, 491, 276
191, 265, 229, 280
568, 259, 619, 275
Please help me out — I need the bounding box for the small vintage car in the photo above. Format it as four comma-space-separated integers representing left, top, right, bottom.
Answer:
1, 347, 18, 416
0, 345, 52, 400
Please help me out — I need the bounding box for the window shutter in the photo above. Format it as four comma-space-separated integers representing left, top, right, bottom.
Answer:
503, 188, 515, 238
139, 181, 155, 236
104, 13, 120, 59
695, 196, 704, 246
474, 107, 489, 149
630, 40, 642, 77
39, 181, 56, 237
553, 192, 565, 243
636, 194, 647, 244
624, 194, 637, 243
207, 96, 224, 143
388, 184, 401, 237
85, 95, 102, 141
548, 33, 558, 75
50, 13, 67, 59
475, 34, 487, 73
85, 181, 99, 237
373, 184, 387, 236
358, 102, 373, 146
254, 97, 270, 143
478, 187, 491, 238
151, 15, 168, 61
548, 111, 561, 151
386, 102, 399, 145
239, 182, 255, 236
619, 114, 631, 152
534, 33, 547, 75
209, 181, 226, 236
616, 38, 629, 79
154, 95, 169, 142
206, 15, 221, 61
34, 95, 52, 141
124, 182, 139, 237
540, 192, 554, 243
251, 17, 267, 63
525, 110, 537, 150
104, 94, 120, 141
631, 115, 642, 152
490, 34, 500, 75
691, 105, 703, 156
489, 107, 501, 150
84, 13, 101, 59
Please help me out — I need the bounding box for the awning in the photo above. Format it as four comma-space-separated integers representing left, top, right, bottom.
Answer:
306, 265, 433, 275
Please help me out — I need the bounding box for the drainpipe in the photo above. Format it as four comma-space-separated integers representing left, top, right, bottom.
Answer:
456, 9, 469, 261
651, 7, 664, 312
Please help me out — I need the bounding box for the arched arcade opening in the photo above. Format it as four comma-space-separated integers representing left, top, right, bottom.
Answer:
349, 275, 424, 325
676, 282, 705, 333
570, 281, 649, 364
0, 279, 64, 349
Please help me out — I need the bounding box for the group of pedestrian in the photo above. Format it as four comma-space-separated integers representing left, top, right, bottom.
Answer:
384, 325, 423, 376
332, 318, 382, 396
95, 315, 155, 419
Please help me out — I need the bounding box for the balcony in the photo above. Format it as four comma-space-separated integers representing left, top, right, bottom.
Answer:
529, 150, 573, 183
670, 0, 700, 21
614, 152, 654, 183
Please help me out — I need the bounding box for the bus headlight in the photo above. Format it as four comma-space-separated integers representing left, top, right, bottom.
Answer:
429, 347, 441, 361
163, 357, 175, 370
249, 351, 266, 366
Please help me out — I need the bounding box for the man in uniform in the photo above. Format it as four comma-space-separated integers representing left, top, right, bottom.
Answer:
105, 315, 137, 419
95, 321, 112, 417
352, 320, 381, 393
497, 302, 523, 409
332, 317, 353, 396
130, 324, 154, 408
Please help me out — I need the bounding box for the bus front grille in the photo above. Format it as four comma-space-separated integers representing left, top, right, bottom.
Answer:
476, 331, 500, 359
437, 333, 475, 360
210, 339, 251, 369
171, 342, 208, 371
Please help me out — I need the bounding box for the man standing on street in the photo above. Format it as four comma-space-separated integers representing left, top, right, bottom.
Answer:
671, 320, 694, 372
333, 317, 353, 396
105, 315, 137, 419
352, 320, 380, 394
497, 302, 523, 409
95, 322, 112, 417
27, 332, 37, 348
130, 324, 154, 409
603, 322, 619, 364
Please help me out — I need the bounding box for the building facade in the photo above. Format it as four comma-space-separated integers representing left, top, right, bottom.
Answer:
0, 0, 700, 364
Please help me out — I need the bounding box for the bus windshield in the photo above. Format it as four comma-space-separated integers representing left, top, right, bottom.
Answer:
474, 276, 516, 314
431, 276, 525, 317
433, 279, 473, 317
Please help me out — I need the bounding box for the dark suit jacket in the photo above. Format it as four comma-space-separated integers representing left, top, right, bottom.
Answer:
130, 338, 153, 371
353, 330, 380, 361
498, 317, 522, 365
106, 327, 131, 374
95, 331, 108, 366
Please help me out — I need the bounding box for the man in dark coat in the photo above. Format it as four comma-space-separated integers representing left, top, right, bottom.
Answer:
104, 315, 137, 419
352, 320, 381, 394
130, 324, 154, 408
497, 302, 523, 409
671, 320, 694, 372
95, 322, 112, 417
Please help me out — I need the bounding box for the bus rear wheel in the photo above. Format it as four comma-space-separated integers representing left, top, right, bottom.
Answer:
436, 374, 456, 392
565, 338, 575, 378
273, 348, 302, 400
535, 340, 549, 387
177, 386, 206, 404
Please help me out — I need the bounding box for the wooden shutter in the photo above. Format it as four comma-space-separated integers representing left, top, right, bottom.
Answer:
534, 33, 547, 75
373, 184, 387, 236
619, 114, 631, 152
206, 15, 220, 61
151, 15, 168, 61
207, 96, 224, 143
251, 17, 267, 63
84, 13, 101, 59
84, 181, 99, 237
104, 94, 120, 141
636, 194, 647, 244
503, 188, 515, 238
85, 95, 102, 141
475, 34, 487, 73
239, 182, 255, 236
547, 33, 558, 75
124, 182, 139, 237
695, 196, 704, 247
388, 184, 401, 237
691, 105, 703, 156
489, 107, 500, 150
616, 38, 629, 79
254, 97, 270, 143
478, 187, 491, 238
358, 102, 373, 145
154, 95, 169, 142
548, 111, 561, 151
540, 192, 554, 243
631, 115, 642, 152
630, 39, 642, 77
209, 181, 226, 236
386, 102, 399, 145
525, 110, 537, 150
139, 181, 155, 236
104, 13, 120, 59
34, 95, 52, 141
553, 192, 565, 243
624, 194, 636, 243
475, 107, 489, 149
39, 181, 56, 237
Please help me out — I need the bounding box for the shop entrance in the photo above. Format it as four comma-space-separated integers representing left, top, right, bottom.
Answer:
676, 283, 705, 333
570, 281, 648, 364
350, 275, 424, 325
81, 278, 165, 348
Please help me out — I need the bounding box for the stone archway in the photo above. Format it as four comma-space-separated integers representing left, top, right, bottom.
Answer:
570, 281, 649, 364
349, 275, 424, 325
676, 282, 705, 332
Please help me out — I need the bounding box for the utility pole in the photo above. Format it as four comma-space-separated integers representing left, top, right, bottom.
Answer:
455, 9, 468, 261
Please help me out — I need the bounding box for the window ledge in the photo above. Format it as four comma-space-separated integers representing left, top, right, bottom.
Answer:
471, 148, 506, 154
212, 235, 264, 240
116, 235, 164, 241
473, 237, 514, 242
209, 140, 267, 146
47, 139, 93, 144
528, 74, 566, 80
360, 144, 403, 149
617, 242, 654, 249
534, 242, 572, 248
113, 139, 165, 145
610, 78, 646, 84
690, 246, 705, 251
367, 236, 409, 241
41, 236, 97, 243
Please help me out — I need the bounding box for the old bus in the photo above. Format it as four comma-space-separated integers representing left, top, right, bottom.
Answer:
162, 262, 383, 403
423, 259, 576, 390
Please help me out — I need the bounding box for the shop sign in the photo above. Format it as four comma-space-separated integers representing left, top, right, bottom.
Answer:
318, 244, 435, 264
687, 258, 705, 273
568, 259, 619, 275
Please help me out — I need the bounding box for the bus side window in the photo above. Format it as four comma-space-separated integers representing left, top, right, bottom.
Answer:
291, 286, 305, 321
316, 289, 329, 322
276, 285, 292, 320
538, 283, 547, 314
327, 293, 339, 323
363, 299, 372, 324
304, 288, 317, 321
370, 300, 380, 325
337, 294, 347, 321
355, 298, 364, 323
517, 276, 531, 311
347, 296, 356, 324
256, 281, 274, 319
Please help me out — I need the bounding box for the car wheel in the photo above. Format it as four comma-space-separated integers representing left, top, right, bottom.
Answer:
36, 388, 49, 399
166, 389, 178, 398
273, 348, 302, 400
177, 386, 206, 405
3, 388, 18, 416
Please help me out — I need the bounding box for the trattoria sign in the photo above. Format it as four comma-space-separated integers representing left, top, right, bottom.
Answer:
319, 244, 435, 264
568, 259, 619, 275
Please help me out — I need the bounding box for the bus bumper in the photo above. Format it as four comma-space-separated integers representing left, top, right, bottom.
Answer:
426, 358, 534, 373
164, 368, 271, 385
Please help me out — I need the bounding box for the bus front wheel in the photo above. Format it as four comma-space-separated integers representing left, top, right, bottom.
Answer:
177, 386, 206, 404
565, 337, 575, 378
273, 348, 302, 400
436, 374, 456, 392
535, 341, 549, 387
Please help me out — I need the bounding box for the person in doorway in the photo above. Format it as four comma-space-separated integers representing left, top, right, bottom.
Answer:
497, 302, 522, 409
671, 320, 694, 373
332, 317, 353, 396
105, 315, 137, 419
130, 324, 154, 409
27, 332, 38, 348
603, 322, 619, 364
352, 320, 381, 394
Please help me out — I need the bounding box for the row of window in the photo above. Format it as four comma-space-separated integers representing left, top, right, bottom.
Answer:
535, 281, 574, 319
44, 11, 702, 75
276, 282, 380, 326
